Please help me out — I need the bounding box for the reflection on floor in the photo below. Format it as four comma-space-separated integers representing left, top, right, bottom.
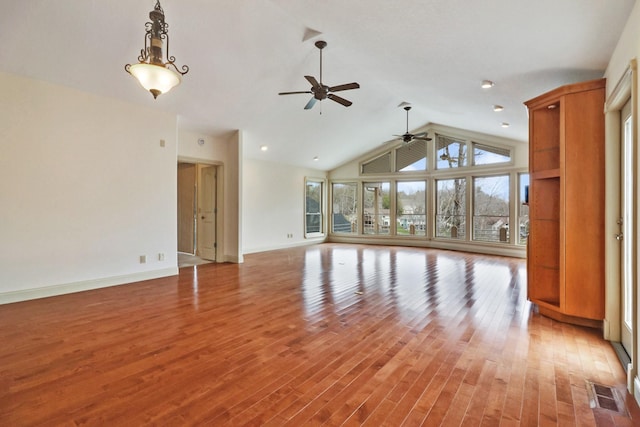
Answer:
177, 252, 212, 268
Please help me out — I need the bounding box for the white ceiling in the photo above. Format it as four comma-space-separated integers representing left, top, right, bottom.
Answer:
0, 0, 634, 170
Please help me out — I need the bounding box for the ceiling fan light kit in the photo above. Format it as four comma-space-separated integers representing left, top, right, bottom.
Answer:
393, 106, 432, 144
125, 0, 189, 99
278, 40, 360, 110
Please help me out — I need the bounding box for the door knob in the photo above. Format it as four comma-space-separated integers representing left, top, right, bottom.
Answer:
616, 233, 624, 241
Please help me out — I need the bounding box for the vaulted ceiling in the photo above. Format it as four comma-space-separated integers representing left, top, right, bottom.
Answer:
1, 0, 634, 170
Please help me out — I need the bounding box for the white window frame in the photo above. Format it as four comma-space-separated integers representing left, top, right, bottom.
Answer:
304, 178, 326, 238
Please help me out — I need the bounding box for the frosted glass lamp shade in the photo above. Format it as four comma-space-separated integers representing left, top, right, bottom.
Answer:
128, 63, 181, 99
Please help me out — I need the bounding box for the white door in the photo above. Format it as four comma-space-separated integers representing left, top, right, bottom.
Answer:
620, 98, 634, 358
197, 165, 217, 261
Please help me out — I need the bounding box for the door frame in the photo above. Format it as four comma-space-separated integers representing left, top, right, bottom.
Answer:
197, 164, 217, 260
604, 59, 638, 393
177, 157, 226, 263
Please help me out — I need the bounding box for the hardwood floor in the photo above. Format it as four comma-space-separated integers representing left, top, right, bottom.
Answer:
1, 244, 638, 426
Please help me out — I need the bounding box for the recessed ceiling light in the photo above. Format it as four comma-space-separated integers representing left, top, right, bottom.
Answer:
481, 80, 495, 89
501, 122, 510, 128
260, 145, 268, 151
493, 105, 504, 112
313, 156, 319, 161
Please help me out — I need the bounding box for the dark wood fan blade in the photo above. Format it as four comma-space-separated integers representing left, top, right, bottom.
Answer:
304, 75, 321, 89
414, 131, 429, 137
279, 91, 313, 95
328, 93, 352, 107
329, 82, 360, 92
414, 136, 432, 141
304, 97, 317, 110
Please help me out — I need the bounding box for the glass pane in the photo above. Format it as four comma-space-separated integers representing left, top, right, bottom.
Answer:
473, 142, 511, 165
623, 115, 633, 328
332, 183, 358, 234
518, 174, 529, 245
473, 175, 510, 242
305, 181, 322, 234
436, 134, 467, 169
397, 181, 426, 236
436, 178, 466, 239
362, 152, 391, 174
363, 182, 390, 235
396, 139, 427, 172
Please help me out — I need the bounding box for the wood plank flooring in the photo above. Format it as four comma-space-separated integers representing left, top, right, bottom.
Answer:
1, 243, 638, 426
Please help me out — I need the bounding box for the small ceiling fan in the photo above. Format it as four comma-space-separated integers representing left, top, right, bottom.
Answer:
278, 40, 360, 110
394, 106, 431, 143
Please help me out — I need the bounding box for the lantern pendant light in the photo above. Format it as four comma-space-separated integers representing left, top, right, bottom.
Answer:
125, 1, 189, 99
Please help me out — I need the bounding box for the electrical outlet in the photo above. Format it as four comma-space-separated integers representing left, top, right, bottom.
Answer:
158, 253, 165, 261
140, 255, 146, 264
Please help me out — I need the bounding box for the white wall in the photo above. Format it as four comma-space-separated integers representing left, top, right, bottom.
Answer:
178, 130, 229, 160
0, 72, 178, 303
242, 157, 327, 254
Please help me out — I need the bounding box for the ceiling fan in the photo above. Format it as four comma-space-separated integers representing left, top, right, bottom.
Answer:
278, 40, 360, 110
394, 105, 432, 143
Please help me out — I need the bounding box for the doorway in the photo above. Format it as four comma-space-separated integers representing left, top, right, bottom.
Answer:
177, 162, 217, 262
177, 163, 196, 254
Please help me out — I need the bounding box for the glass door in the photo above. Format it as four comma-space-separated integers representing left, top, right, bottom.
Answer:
620, 98, 634, 358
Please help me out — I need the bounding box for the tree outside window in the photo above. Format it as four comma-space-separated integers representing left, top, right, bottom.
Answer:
332, 182, 358, 233
436, 135, 467, 169
518, 173, 529, 245
473, 175, 510, 242
396, 181, 426, 236
363, 182, 390, 235
305, 180, 323, 236
436, 178, 466, 239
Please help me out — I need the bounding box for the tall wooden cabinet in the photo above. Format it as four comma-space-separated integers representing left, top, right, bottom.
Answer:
524, 78, 605, 326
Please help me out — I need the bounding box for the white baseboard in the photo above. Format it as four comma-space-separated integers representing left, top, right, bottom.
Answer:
242, 238, 326, 256
328, 235, 526, 258
0, 267, 178, 305
223, 254, 244, 263
635, 375, 640, 408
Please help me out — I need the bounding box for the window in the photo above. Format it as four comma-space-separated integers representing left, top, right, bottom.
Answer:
518, 173, 529, 245
396, 140, 427, 172
436, 178, 466, 239
397, 181, 426, 236
363, 182, 390, 235
436, 134, 467, 169
362, 152, 391, 174
332, 182, 358, 234
473, 175, 510, 242
328, 127, 524, 252
473, 142, 511, 165
305, 179, 323, 236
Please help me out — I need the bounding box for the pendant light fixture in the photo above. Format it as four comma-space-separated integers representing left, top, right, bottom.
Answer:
125, 1, 189, 99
